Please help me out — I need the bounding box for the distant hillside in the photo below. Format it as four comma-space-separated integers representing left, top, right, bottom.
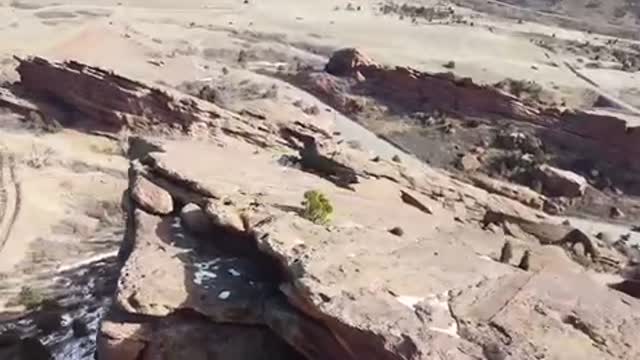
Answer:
454, 0, 640, 39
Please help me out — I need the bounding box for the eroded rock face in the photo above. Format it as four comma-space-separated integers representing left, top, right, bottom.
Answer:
298, 48, 547, 124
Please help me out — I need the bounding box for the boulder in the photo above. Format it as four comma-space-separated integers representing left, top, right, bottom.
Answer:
537, 165, 587, 197
130, 174, 173, 215
457, 153, 481, 172
179, 203, 211, 235
325, 48, 375, 77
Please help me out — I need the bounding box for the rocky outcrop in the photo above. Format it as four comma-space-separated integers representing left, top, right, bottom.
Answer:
11, 57, 637, 360
457, 153, 482, 172
99, 132, 640, 359
557, 109, 640, 173
11, 57, 282, 148
325, 48, 375, 77
296, 48, 548, 124
15, 57, 212, 131
536, 164, 587, 197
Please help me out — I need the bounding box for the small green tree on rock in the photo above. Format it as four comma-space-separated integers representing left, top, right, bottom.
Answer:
302, 190, 333, 225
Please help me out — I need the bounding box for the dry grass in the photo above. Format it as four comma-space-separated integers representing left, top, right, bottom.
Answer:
24, 143, 56, 169
90, 141, 123, 156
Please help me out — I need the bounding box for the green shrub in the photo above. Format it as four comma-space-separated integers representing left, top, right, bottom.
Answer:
17, 286, 44, 310
302, 190, 333, 225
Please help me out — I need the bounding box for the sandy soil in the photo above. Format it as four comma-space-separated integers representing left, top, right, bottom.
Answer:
0, 119, 126, 309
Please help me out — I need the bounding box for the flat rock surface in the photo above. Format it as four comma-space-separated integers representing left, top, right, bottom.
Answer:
111, 137, 640, 359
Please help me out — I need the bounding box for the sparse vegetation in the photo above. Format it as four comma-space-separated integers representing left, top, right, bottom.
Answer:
24, 143, 56, 169
379, 2, 455, 22
301, 190, 333, 225
16, 286, 44, 310
495, 78, 543, 102
262, 84, 279, 99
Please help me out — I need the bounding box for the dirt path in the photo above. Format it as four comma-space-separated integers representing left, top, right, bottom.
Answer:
0, 148, 20, 255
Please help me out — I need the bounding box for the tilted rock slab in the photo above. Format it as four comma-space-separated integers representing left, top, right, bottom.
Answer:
101, 135, 640, 360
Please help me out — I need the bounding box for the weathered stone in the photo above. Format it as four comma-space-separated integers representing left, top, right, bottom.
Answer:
457, 153, 481, 172
388, 226, 404, 237
14, 57, 223, 132
203, 199, 245, 232
101, 136, 640, 360
400, 189, 433, 214
609, 206, 625, 219
142, 315, 300, 360
130, 174, 173, 215
517, 249, 531, 270
562, 228, 600, 260
325, 48, 376, 77
179, 203, 211, 235
305, 48, 547, 125
452, 271, 640, 359
499, 241, 513, 263
97, 314, 151, 360
537, 165, 587, 197
115, 209, 272, 322
470, 173, 545, 209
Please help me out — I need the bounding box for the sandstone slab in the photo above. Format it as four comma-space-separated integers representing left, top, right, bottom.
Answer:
130, 174, 173, 215
537, 164, 588, 198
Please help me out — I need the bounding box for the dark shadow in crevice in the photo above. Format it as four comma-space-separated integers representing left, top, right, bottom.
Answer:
608, 281, 640, 299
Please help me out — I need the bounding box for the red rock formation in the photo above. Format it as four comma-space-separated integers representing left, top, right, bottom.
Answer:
560, 109, 640, 159
309, 48, 549, 124
14, 57, 221, 132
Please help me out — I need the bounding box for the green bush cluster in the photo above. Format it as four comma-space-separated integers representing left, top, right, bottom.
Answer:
302, 190, 333, 225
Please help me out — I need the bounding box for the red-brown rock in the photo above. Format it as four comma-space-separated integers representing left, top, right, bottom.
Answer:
130, 174, 173, 215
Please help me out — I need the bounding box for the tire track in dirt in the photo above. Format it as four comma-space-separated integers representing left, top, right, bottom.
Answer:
0, 148, 20, 255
